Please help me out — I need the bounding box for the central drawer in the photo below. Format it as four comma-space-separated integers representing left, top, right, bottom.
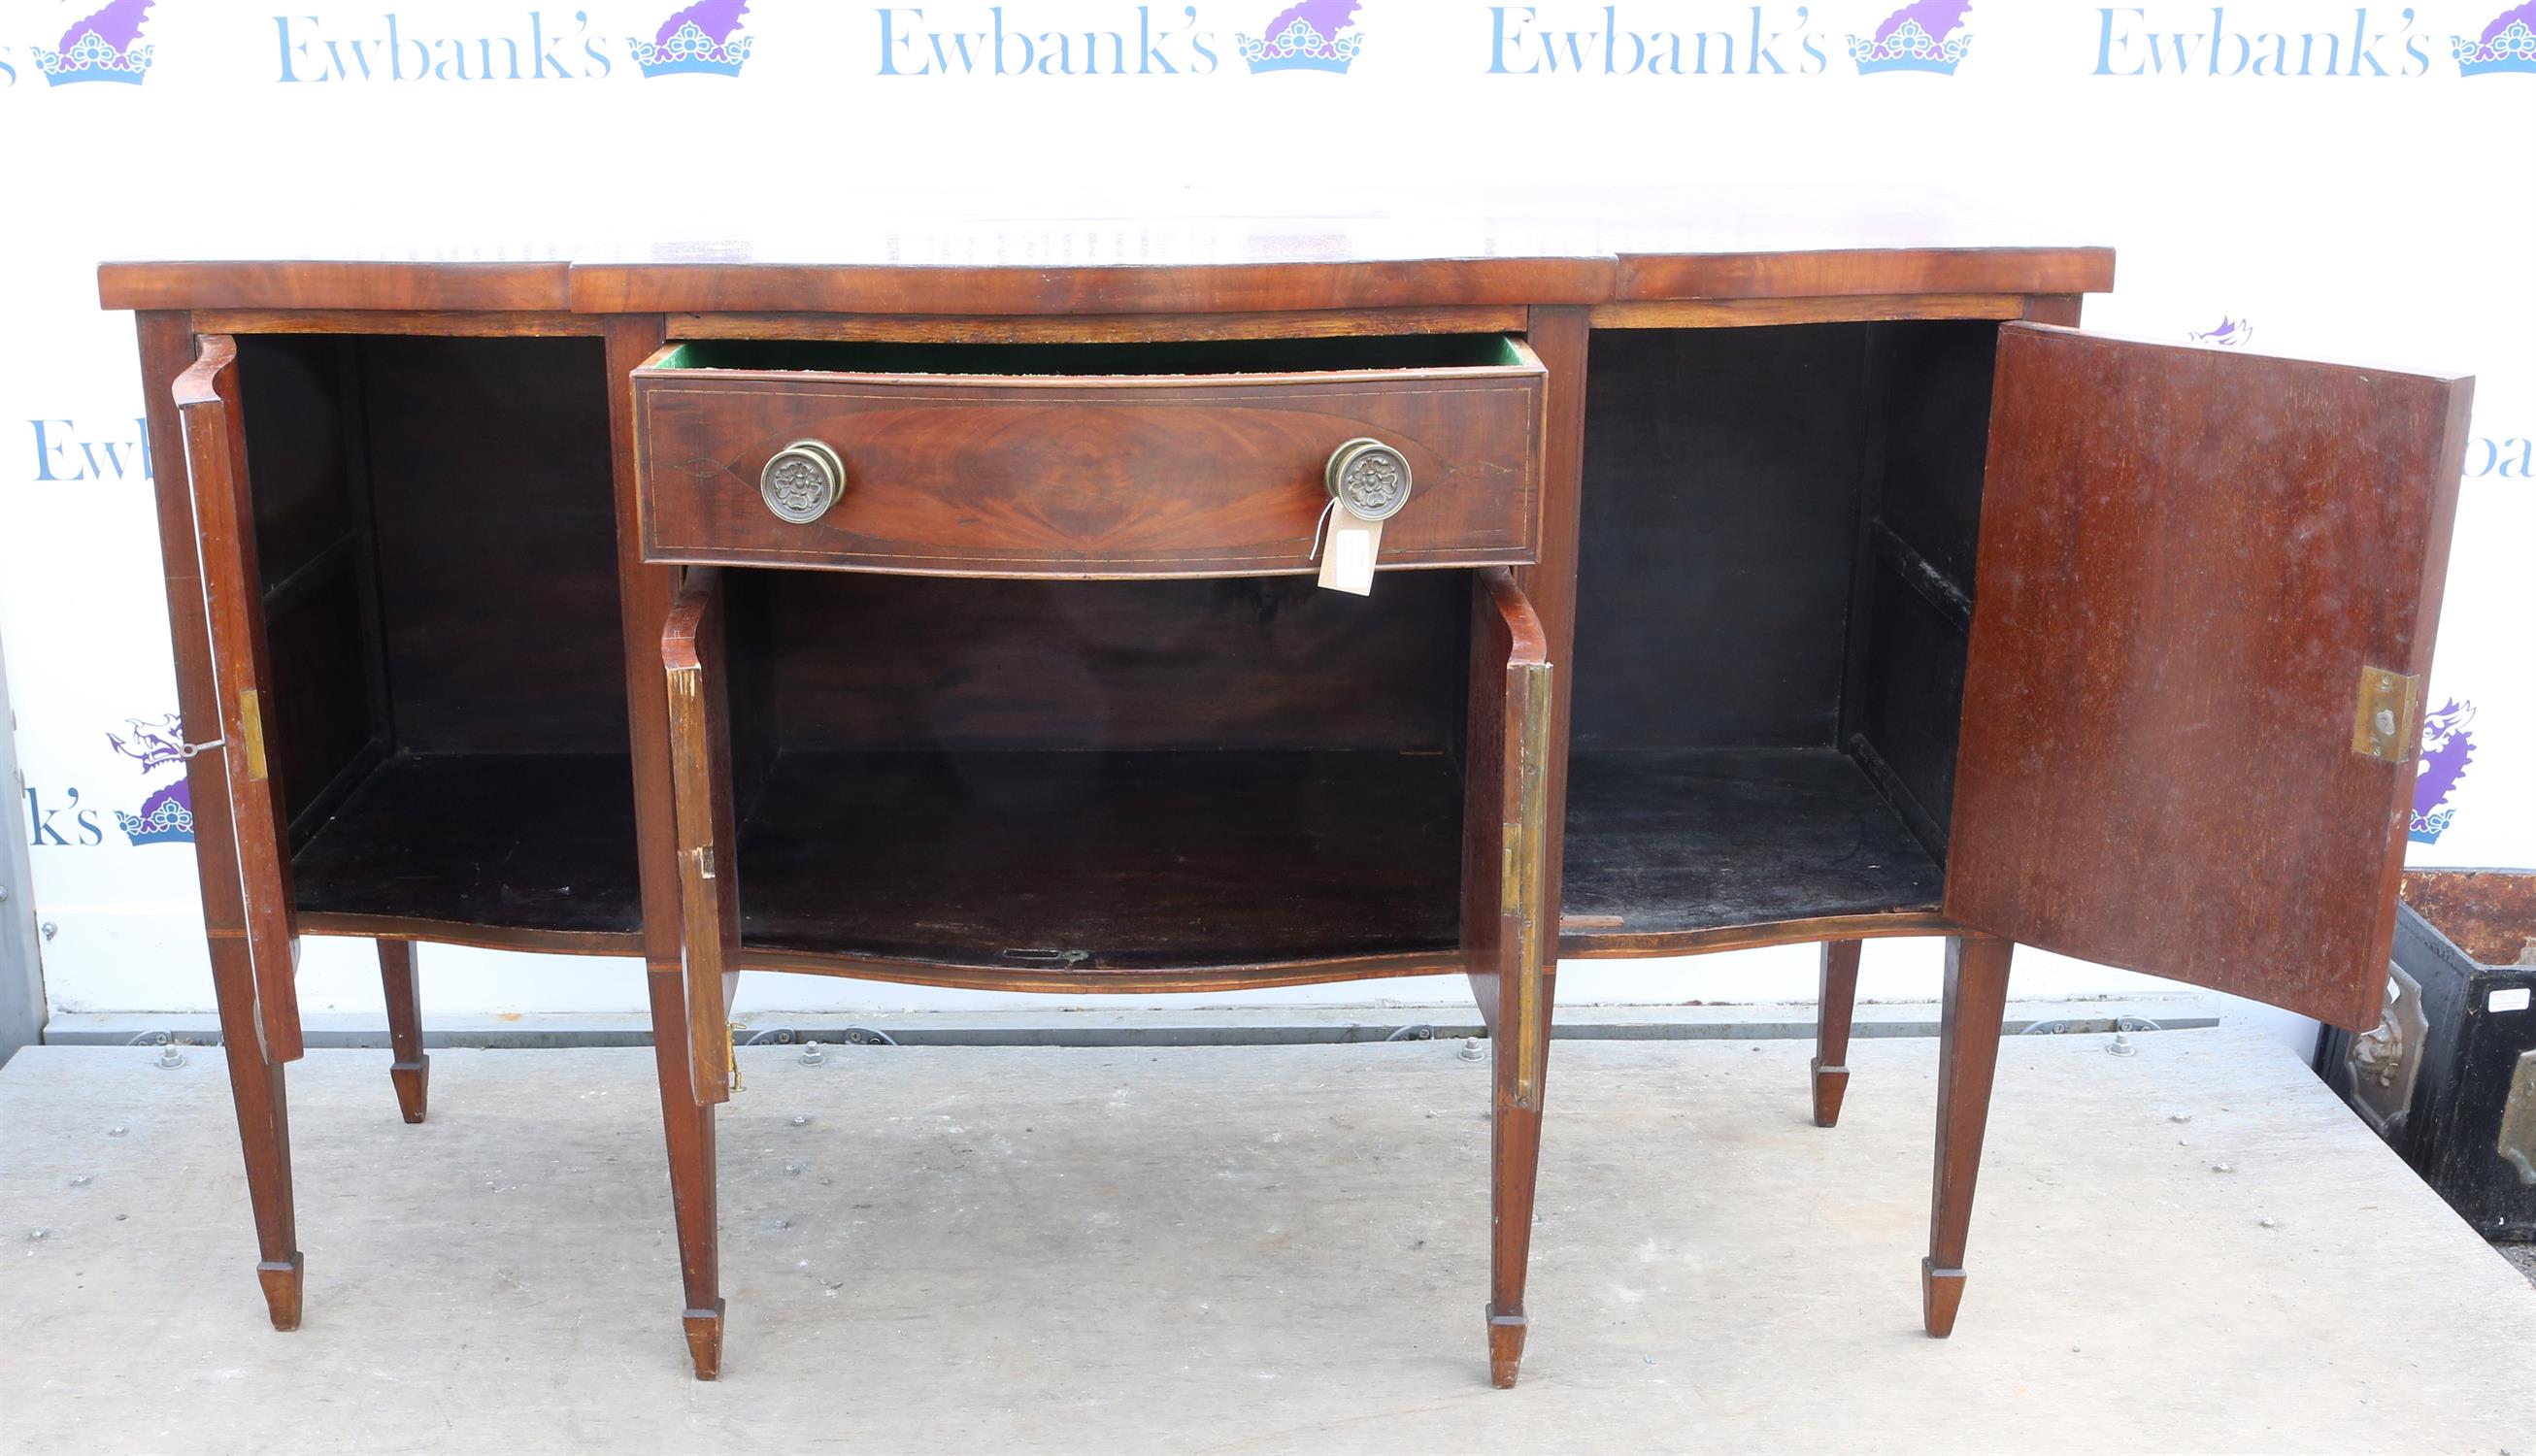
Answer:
631, 335, 1545, 578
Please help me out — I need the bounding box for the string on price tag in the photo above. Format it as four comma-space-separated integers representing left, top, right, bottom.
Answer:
1315, 498, 1385, 596
1315, 440, 1410, 596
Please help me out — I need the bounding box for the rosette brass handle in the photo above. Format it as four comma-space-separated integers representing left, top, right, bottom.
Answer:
759, 441, 847, 524
1325, 438, 1413, 521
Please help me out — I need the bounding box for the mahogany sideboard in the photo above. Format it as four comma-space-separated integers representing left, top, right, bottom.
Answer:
99, 192, 2472, 1387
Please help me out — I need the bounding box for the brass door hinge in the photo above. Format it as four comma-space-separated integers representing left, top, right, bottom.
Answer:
2351, 665, 2423, 765
1506, 666, 1552, 1111
238, 689, 269, 782
1500, 826, 1525, 915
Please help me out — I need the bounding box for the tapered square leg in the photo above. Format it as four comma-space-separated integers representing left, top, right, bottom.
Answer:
140, 313, 305, 1340
1464, 570, 1556, 1389
204, 938, 304, 1332
379, 940, 430, 1124
1485, 973, 1554, 1389
1924, 936, 2012, 1338
256, 1253, 306, 1332
387, 1060, 430, 1126
1811, 939, 1862, 1128
648, 969, 723, 1379
1920, 1259, 1968, 1338
683, 1300, 726, 1381
1486, 1308, 1528, 1390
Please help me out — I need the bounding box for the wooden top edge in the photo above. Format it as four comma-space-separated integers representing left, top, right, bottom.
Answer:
93, 188, 2118, 314
98, 258, 576, 314
1614, 246, 2117, 301
567, 245, 2114, 314
566, 256, 1619, 316
101, 252, 2116, 317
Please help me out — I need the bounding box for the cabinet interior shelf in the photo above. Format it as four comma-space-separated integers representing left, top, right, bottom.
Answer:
292, 751, 644, 950
291, 746, 1945, 964
731, 748, 1463, 973
1560, 747, 1946, 948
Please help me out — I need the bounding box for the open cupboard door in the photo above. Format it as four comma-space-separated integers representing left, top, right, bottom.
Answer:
1945, 323, 2473, 1032
176, 335, 304, 1063
664, 568, 741, 1105
1465, 568, 1552, 1109
1461, 568, 1553, 1388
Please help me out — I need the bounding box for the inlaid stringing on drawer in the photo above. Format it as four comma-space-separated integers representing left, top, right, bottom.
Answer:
630, 335, 1547, 579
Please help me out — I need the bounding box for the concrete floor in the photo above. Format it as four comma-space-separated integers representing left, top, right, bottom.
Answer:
4, 1028, 2531, 1455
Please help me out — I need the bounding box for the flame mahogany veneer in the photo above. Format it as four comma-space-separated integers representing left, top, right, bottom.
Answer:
108, 199, 2469, 1390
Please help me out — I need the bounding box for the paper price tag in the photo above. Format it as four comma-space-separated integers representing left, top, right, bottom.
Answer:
1317, 510, 1384, 596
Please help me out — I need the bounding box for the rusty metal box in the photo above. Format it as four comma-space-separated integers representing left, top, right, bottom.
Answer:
2315, 869, 2536, 1241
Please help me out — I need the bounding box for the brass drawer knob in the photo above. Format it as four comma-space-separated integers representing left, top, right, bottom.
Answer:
1325, 438, 1413, 521
760, 441, 847, 524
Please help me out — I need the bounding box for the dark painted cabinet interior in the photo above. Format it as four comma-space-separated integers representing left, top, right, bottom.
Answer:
1563, 320, 2001, 943
705, 570, 1477, 971
236, 334, 640, 941
237, 320, 2009, 958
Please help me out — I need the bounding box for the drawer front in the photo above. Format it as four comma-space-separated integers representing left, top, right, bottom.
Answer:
632, 343, 1544, 577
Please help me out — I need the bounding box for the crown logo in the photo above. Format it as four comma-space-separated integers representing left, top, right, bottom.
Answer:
36, 0, 154, 85
2453, 6, 2536, 75
634, 0, 754, 78
115, 782, 196, 846
1848, 1, 1971, 75
1238, 1, 1364, 74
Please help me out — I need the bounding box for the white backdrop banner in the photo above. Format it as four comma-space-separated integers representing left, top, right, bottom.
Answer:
1, 0, 2527, 1019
